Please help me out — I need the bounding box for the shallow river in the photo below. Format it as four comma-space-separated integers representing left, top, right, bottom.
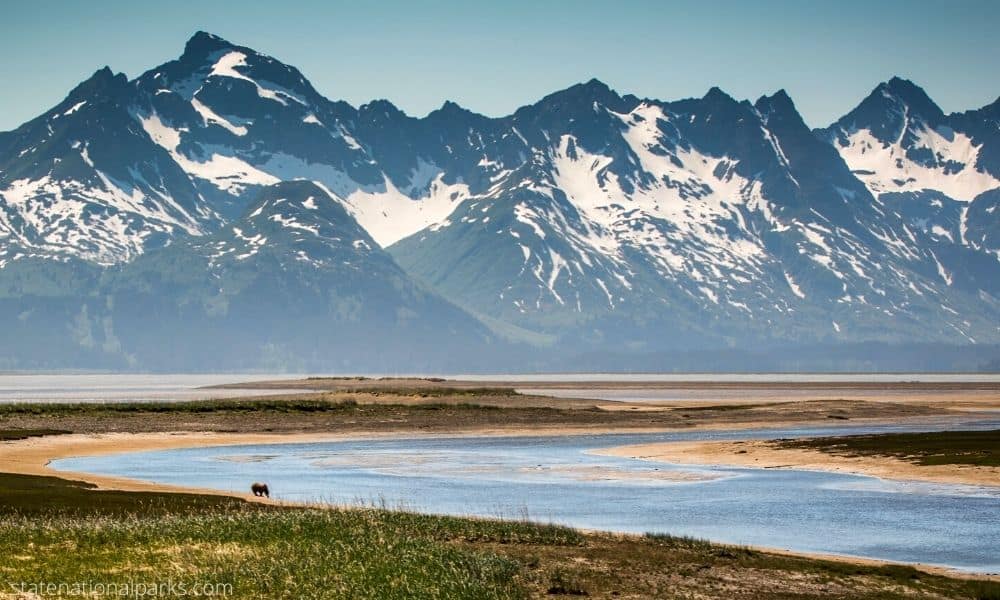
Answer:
53, 420, 1000, 573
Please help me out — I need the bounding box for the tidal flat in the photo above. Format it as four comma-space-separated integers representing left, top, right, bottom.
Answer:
1, 377, 999, 598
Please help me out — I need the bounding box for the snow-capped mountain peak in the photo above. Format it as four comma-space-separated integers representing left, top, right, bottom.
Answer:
1, 33, 998, 367
0, 61, 206, 265
821, 78, 1000, 202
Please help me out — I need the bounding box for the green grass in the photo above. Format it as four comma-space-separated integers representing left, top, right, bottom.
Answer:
0, 508, 527, 599
0, 472, 997, 599
0, 472, 248, 517
0, 393, 524, 418
0, 472, 574, 599
0, 397, 353, 416
778, 429, 1000, 467
0, 397, 504, 417
359, 386, 519, 398
676, 403, 773, 412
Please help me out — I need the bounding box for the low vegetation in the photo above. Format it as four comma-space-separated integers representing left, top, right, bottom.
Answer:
0, 397, 490, 416
777, 429, 1000, 467
0, 428, 70, 441
0, 471, 997, 599
0, 394, 947, 440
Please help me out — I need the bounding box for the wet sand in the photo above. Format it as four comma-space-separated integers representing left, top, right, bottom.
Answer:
595, 438, 1000, 487
4, 377, 998, 494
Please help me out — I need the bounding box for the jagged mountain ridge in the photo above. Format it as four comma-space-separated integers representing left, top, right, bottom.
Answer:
817, 77, 1000, 298
392, 81, 998, 346
0, 66, 211, 265
819, 77, 1000, 201
0, 31, 998, 369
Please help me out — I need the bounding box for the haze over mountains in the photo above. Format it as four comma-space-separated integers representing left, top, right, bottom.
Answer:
1, 32, 997, 371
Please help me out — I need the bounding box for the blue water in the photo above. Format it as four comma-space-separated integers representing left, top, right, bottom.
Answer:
52, 421, 1000, 573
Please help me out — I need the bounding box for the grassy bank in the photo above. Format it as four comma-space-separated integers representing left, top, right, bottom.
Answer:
0, 471, 997, 599
777, 429, 1000, 467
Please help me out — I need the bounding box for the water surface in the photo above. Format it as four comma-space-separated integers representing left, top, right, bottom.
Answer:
0, 374, 302, 404
53, 420, 1000, 573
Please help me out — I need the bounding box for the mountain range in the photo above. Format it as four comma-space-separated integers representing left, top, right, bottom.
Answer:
1, 32, 997, 371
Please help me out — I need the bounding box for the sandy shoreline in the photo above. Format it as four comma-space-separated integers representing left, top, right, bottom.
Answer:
1, 425, 706, 497
595, 438, 1000, 488
0, 431, 356, 501
3, 411, 996, 495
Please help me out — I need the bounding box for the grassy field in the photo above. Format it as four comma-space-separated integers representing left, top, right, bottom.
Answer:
0, 470, 998, 599
777, 429, 1000, 467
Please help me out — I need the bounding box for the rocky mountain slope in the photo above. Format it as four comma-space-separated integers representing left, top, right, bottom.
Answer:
0, 32, 997, 370
0, 181, 497, 370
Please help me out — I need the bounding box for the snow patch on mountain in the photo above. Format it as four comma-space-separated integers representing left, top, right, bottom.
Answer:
341, 173, 470, 247
834, 125, 1000, 201
191, 98, 248, 136
208, 51, 305, 106
546, 104, 770, 281
784, 271, 806, 298
0, 174, 197, 264
62, 101, 87, 117
138, 112, 279, 194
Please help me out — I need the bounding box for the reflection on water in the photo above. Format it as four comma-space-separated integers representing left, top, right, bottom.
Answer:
53, 420, 1000, 573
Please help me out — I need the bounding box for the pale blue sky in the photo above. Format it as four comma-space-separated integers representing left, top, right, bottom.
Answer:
1, 0, 997, 131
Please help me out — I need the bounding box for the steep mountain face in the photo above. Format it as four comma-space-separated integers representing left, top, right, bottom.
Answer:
0, 31, 466, 267
818, 78, 1000, 299
821, 77, 1000, 201
391, 84, 998, 347
0, 67, 209, 265
130, 33, 382, 221
0, 182, 498, 370
101, 181, 497, 370
0, 32, 997, 370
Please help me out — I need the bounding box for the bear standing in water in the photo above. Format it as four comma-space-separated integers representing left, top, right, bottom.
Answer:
251, 482, 269, 498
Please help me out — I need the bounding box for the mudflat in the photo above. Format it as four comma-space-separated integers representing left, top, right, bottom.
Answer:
595, 432, 1000, 488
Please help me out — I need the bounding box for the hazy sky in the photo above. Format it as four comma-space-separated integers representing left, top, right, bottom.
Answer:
1, 0, 997, 131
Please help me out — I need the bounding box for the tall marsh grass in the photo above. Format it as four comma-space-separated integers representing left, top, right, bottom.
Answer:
0, 506, 586, 599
